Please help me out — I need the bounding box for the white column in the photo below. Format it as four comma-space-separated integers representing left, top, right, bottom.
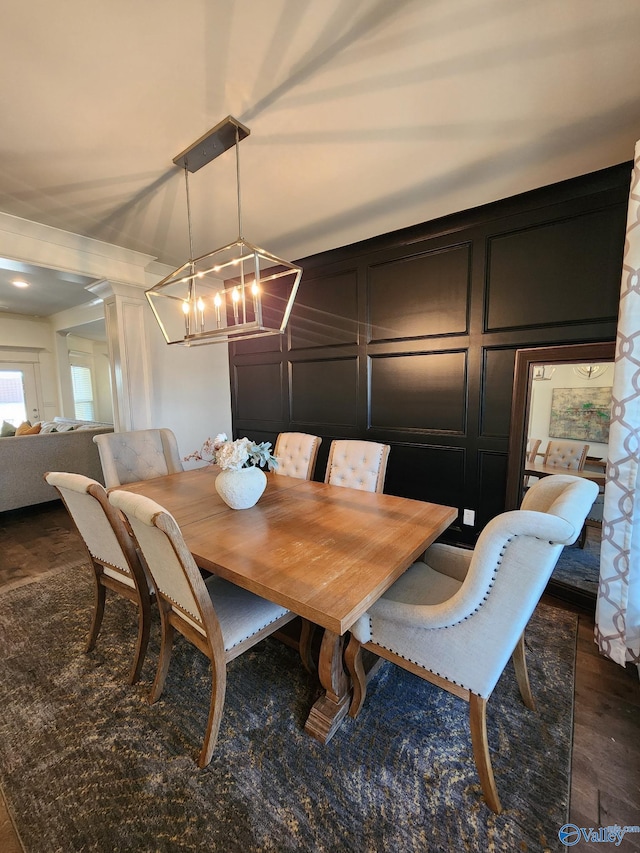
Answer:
88, 280, 153, 431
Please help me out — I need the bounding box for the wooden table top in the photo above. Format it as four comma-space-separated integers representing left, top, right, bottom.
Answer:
116, 468, 457, 635
523, 461, 606, 486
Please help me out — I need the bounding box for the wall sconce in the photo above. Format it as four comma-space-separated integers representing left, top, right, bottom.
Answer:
532, 365, 556, 381
573, 364, 608, 380
146, 116, 302, 346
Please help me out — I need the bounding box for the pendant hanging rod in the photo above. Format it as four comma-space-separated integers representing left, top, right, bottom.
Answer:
184, 165, 195, 263
235, 124, 243, 241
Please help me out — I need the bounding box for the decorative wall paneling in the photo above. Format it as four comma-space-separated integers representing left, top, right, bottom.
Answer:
230, 164, 629, 545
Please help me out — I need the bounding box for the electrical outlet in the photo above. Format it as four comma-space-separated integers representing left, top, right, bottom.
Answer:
463, 509, 475, 526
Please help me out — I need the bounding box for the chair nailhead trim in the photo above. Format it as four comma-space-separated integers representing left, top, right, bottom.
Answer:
226, 612, 287, 650
372, 641, 474, 693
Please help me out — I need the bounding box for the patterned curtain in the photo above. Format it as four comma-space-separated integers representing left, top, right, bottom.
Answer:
596, 143, 640, 669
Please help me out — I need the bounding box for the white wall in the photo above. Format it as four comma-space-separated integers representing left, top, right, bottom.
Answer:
92, 342, 113, 423
146, 309, 232, 467
528, 362, 612, 460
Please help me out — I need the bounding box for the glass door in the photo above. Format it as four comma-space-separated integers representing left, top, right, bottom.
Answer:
0, 363, 41, 426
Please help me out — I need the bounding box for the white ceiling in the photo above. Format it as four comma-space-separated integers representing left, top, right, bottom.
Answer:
1, 0, 640, 317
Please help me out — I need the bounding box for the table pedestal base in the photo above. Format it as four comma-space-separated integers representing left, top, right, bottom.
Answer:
304, 629, 350, 744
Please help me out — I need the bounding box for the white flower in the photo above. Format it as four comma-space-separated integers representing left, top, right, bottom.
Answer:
185, 435, 278, 471
216, 438, 251, 470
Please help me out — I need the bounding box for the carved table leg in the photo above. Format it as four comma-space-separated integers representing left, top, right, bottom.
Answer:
304, 629, 351, 744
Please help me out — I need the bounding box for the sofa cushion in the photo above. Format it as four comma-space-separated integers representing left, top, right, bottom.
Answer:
1, 420, 16, 437
40, 421, 76, 433
15, 421, 42, 436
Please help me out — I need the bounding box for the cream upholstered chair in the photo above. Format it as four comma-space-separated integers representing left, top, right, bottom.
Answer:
93, 428, 183, 489
324, 439, 390, 493
44, 472, 153, 684
526, 437, 541, 463
109, 488, 296, 768
344, 474, 599, 813
543, 439, 589, 471
274, 432, 322, 480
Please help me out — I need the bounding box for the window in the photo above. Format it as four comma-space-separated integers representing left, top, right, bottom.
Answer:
70, 365, 94, 421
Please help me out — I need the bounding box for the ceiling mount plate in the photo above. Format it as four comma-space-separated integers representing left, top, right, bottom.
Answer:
172, 116, 250, 173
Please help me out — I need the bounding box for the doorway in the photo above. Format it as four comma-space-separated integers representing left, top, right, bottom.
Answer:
0, 362, 41, 425
505, 341, 615, 607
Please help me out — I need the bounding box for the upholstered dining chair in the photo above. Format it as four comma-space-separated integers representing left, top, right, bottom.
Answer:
542, 439, 589, 471
109, 488, 296, 768
324, 439, 390, 493
44, 471, 153, 684
274, 432, 322, 480
344, 474, 598, 813
526, 437, 541, 463
93, 428, 183, 489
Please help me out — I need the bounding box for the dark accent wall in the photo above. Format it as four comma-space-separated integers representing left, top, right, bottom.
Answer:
229, 163, 628, 545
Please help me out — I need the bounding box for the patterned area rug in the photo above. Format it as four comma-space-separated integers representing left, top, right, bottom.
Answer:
0, 566, 577, 853
552, 528, 601, 595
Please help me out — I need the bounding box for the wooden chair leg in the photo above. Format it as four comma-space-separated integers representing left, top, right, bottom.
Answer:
298, 618, 316, 674
149, 606, 174, 704
512, 631, 536, 711
578, 522, 587, 549
469, 693, 502, 814
85, 573, 106, 653
127, 598, 151, 685
198, 659, 226, 768
345, 635, 367, 718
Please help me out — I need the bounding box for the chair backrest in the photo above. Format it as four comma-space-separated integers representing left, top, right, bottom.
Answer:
324, 439, 390, 493
93, 428, 183, 488
108, 489, 217, 639
542, 439, 589, 471
408, 475, 599, 698
44, 471, 146, 589
520, 473, 598, 540
274, 432, 322, 480
453, 475, 599, 633
526, 437, 541, 463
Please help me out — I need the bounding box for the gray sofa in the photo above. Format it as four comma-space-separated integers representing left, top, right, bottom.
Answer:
0, 419, 114, 512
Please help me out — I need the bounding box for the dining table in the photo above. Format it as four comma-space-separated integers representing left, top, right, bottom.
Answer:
114, 466, 457, 744
523, 460, 606, 487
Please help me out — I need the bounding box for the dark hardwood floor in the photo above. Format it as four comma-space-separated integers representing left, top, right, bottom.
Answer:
0, 503, 638, 852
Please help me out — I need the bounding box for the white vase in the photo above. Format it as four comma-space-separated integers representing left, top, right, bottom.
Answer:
215, 466, 267, 509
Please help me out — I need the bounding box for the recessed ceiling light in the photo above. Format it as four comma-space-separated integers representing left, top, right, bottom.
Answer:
12, 279, 29, 289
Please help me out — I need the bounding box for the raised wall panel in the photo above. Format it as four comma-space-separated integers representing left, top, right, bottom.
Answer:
481, 348, 517, 438
370, 351, 467, 433
232, 333, 283, 356
477, 451, 509, 527
384, 443, 464, 512
368, 244, 470, 342
234, 363, 283, 422
291, 358, 358, 426
289, 270, 358, 349
486, 207, 625, 331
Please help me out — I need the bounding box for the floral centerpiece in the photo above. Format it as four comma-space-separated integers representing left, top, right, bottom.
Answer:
185, 434, 277, 509
185, 433, 278, 471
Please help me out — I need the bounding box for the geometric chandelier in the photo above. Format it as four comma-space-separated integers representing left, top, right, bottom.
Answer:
145, 116, 302, 346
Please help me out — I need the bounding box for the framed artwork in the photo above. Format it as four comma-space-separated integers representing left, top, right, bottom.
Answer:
549, 387, 612, 443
